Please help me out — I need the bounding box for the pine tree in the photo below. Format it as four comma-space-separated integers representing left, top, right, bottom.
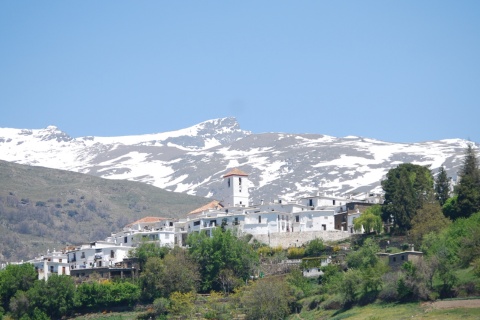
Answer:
435, 166, 450, 206
454, 144, 480, 219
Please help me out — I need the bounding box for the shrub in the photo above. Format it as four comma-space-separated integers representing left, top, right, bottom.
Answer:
287, 247, 305, 259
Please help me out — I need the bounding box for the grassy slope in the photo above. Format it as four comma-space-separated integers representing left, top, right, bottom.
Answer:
0, 160, 211, 262
290, 301, 480, 320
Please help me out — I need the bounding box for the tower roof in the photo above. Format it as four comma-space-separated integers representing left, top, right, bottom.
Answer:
223, 168, 249, 178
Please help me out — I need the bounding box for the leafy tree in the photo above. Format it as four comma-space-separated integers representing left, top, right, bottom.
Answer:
27, 275, 76, 319
442, 195, 458, 219
435, 166, 450, 206
0, 263, 37, 311
157, 247, 200, 297
304, 238, 325, 257
138, 256, 164, 302
340, 268, 362, 305
347, 238, 381, 270
410, 202, 451, 245
353, 204, 383, 234
454, 144, 480, 219
9, 290, 30, 319
187, 228, 259, 292
286, 269, 315, 298
381, 163, 434, 231
240, 277, 294, 320
129, 242, 169, 271
138, 248, 200, 302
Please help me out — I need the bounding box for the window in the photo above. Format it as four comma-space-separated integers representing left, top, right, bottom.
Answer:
194, 221, 200, 226
124, 236, 127, 243
228, 178, 230, 188
393, 257, 396, 262
309, 199, 313, 206
234, 217, 239, 225
81, 252, 85, 259
59, 259, 62, 263
110, 250, 115, 259
98, 261, 102, 267
258, 216, 262, 223
239, 177, 242, 186
322, 224, 326, 231
401, 255, 405, 261
295, 215, 299, 222
333, 200, 336, 205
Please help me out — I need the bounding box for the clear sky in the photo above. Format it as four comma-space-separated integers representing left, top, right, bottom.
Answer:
1, 1, 479, 143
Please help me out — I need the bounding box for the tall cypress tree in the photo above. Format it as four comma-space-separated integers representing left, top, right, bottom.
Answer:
435, 166, 450, 206
454, 144, 480, 218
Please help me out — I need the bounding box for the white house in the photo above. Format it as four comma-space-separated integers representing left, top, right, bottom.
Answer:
66, 241, 132, 271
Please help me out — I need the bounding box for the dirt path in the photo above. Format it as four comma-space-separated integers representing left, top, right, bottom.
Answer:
424, 299, 480, 310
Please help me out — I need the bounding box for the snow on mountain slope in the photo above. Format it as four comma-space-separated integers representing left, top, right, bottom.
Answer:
0, 118, 475, 203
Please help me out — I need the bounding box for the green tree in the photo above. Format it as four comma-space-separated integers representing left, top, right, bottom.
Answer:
240, 277, 294, 320
138, 248, 200, 302
27, 275, 76, 319
138, 256, 164, 302
129, 242, 169, 271
187, 228, 259, 292
304, 238, 325, 257
410, 202, 451, 245
353, 204, 383, 234
157, 247, 200, 297
381, 163, 434, 231
454, 144, 480, 219
0, 263, 37, 311
435, 166, 450, 206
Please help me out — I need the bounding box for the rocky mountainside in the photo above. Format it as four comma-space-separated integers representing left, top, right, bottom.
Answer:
0, 118, 475, 203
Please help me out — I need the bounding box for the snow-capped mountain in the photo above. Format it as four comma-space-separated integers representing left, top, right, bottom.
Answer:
0, 117, 474, 202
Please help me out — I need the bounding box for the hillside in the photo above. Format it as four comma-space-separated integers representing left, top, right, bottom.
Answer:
0, 160, 210, 262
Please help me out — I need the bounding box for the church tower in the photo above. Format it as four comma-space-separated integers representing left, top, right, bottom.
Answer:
222, 168, 250, 207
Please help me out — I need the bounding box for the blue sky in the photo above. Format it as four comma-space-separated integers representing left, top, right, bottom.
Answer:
1, 1, 479, 143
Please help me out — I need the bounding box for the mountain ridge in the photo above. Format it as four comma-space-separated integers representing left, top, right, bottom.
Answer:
0, 118, 476, 203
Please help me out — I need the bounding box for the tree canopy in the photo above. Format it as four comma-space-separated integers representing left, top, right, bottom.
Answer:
435, 166, 450, 206
381, 163, 434, 231
187, 228, 259, 292
452, 144, 480, 219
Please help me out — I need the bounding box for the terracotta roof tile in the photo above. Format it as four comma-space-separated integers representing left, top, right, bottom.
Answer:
223, 168, 249, 178
126, 216, 167, 227
189, 200, 223, 215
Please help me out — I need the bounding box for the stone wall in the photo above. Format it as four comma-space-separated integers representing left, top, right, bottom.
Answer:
251, 230, 351, 248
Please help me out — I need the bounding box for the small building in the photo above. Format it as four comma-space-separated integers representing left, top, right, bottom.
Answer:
377, 250, 424, 269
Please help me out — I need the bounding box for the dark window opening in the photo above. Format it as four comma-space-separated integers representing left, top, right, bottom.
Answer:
228, 178, 230, 188
309, 199, 313, 206
258, 216, 262, 223
296, 215, 300, 222
193, 221, 200, 226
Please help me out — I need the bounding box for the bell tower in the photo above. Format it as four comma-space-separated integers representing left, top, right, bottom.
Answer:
222, 168, 249, 207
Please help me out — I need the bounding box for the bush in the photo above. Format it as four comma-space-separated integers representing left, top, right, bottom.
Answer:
287, 247, 305, 259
